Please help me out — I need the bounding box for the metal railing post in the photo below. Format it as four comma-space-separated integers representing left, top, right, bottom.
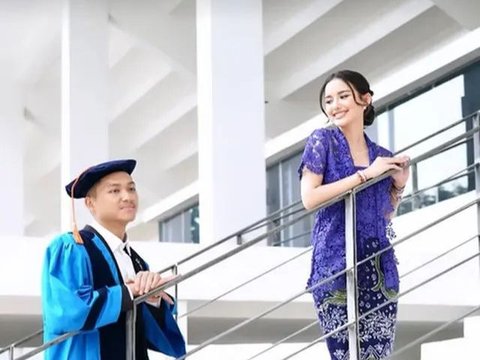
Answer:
411, 162, 419, 210
345, 191, 360, 359
9, 345, 14, 360
173, 264, 179, 321
473, 112, 480, 272
125, 305, 137, 360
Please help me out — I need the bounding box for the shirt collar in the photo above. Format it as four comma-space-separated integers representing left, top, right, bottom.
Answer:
91, 220, 130, 255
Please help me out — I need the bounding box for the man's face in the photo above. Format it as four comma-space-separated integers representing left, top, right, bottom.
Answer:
85, 171, 138, 226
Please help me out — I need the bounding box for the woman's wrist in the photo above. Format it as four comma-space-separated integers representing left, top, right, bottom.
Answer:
392, 181, 406, 192
356, 170, 367, 184
362, 168, 372, 180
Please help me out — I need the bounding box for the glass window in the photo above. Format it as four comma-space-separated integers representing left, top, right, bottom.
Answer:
391, 75, 465, 157
266, 152, 313, 247
159, 204, 200, 243
376, 73, 471, 215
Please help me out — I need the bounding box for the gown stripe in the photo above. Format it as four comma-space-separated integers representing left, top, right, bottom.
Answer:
82, 287, 108, 330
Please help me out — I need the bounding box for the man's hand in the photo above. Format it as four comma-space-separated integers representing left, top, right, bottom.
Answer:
126, 271, 176, 305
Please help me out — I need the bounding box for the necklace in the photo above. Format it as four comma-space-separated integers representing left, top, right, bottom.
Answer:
351, 148, 368, 155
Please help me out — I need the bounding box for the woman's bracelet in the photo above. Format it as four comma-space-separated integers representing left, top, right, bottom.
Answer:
392, 183, 405, 193
356, 170, 368, 183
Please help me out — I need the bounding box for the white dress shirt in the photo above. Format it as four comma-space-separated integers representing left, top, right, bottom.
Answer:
91, 220, 136, 282
91, 220, 161, 307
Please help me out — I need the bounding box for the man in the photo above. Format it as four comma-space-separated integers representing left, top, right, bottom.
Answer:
42, 159, 186, 359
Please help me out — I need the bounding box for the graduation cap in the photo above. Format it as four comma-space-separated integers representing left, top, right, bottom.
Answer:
65, 159, 137, 244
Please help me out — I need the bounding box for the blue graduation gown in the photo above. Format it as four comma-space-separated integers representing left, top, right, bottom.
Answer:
42, 227, 186, 359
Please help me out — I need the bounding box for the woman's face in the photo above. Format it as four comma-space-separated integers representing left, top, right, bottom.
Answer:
323, 78, 369, 128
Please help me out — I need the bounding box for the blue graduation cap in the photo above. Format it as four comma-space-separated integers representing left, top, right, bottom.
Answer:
65, 159, 137, 244
65, 159, 136, 199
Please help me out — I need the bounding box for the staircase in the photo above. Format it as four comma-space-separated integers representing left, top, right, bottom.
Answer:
421, 316, 480, 359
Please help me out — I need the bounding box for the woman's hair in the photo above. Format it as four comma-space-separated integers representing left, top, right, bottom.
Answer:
319, 70, 375, 127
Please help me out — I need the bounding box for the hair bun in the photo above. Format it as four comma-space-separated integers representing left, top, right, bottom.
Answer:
364, 104, 375, 127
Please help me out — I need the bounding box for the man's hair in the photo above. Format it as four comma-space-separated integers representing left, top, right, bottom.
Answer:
85, 183, 98, 199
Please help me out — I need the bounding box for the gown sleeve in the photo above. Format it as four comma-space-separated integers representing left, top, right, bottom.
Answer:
298, 128, 330, 179
42, 234, 129, 335
135, 258, 187, 357
142, 300, 187, 358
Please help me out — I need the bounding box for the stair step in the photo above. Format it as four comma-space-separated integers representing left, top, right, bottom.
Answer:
464, 315, 480, 338
421, 338, 479, 360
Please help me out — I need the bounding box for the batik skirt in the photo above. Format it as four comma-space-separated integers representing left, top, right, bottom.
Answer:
312, 255, 398, 360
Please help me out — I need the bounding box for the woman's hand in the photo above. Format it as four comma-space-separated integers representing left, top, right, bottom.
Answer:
364, 155, 407, 180
391, 155, 410, 188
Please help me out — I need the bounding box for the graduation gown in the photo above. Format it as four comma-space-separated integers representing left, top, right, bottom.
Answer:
42, 226, 186, 360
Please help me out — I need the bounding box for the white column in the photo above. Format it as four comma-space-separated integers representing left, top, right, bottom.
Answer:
197, 0, 266, 244
61, 0, 109, 231
0, 84, 24, 236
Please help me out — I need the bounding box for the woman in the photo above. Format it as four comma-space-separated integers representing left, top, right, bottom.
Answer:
298, 70, 410, 359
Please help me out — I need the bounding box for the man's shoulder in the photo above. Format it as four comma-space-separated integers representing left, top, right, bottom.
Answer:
44, 232, 90, 267
48, 232, 76, 249
47, 230, 95, 254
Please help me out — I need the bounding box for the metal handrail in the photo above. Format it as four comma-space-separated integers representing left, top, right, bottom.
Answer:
157, 200, 304, 273
400, 162, 477, 203
394, 110, 476, 154
146, 140, 480, 306
178, 243, 312, 319
0, 329, 43, 356
246, 320, 319, 360
245, 232, 479, 360
10, 111, 479, 358
400, 234, 479, 279
156, 110, 479, 272
432, 138, 468, 157
133, 194, 331, 305
122, 160, 475, 324
175, 197, 480, 359
353, 124, 480, 195
173, 160, 478, 319
278, 250, 480, 360
14, 332, 78, 360
241, 111, 478, 242
270, 230, 311, 247
386, 304, 480, 359
241, 202, 306, 237
351, 198, 480, 274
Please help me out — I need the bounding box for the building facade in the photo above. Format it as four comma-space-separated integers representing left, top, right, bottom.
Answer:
1, 1, 480, 359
